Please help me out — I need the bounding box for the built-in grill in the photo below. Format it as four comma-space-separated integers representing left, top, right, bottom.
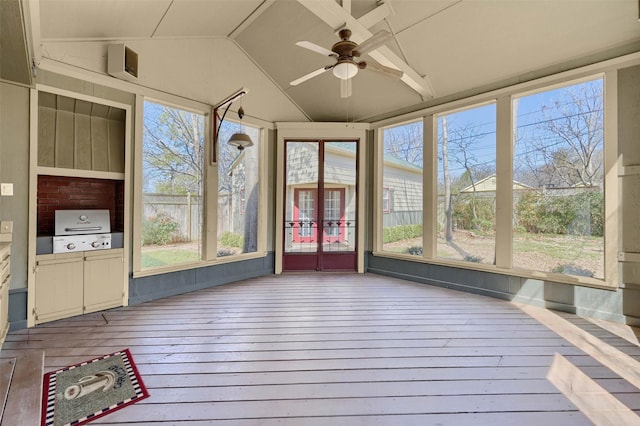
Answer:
53, 209, 112, 253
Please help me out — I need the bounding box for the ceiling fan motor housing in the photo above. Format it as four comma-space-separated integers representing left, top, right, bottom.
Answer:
332, 29, 358, 59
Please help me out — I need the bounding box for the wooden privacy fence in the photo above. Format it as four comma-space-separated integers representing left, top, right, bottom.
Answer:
142, 193, 234, 242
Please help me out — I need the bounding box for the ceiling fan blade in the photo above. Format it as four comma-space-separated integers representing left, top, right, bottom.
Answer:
363, 60, 404, 78
296, 41, 337, 57
290, 66, 332, 86
352, 30, 393, 57
340, 78, 352, 98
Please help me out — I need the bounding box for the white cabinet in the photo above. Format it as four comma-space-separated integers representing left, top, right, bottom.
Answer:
0, 244, 10, 348
34, 249, 124, 325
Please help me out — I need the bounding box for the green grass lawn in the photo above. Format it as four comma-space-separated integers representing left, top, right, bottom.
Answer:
141, 248, 200, 268
512, 232, 602, 262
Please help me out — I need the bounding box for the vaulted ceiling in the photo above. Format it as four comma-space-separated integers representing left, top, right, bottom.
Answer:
21, 0, 640, 122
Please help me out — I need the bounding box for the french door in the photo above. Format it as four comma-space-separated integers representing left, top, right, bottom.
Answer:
283, 140, 358, 271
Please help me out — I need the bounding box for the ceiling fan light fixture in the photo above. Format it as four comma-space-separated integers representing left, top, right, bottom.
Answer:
227, 132, 253, 151
332, 61, 358, 80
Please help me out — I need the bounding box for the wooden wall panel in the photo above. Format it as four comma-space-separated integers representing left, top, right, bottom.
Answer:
90, 116, 109, 172
74, 114, 92, 170
37, 93, 126, 173
37, 107, 56, 167
54, 110, 74, 169
108, 119, 125, 173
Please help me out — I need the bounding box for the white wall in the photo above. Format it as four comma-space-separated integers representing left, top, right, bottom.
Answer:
40, 37, 307, 123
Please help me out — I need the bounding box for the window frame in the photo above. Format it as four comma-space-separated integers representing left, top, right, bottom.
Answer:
373, 66, 620, 290
132, 94, 269, 278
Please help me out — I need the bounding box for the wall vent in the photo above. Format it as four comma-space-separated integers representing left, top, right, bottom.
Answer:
107, 44, 138, 81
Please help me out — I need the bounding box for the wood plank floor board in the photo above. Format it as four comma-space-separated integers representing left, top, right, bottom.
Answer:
3, 273, 640, 425
94, 394, 587, 422
140, 378, 640, 402
1, 351, 44, 425
139, 366, 631, 388
91, 411, 594, 426
0, 357, 15, 422
39, 346, 592, 368
3, 337, 582, 356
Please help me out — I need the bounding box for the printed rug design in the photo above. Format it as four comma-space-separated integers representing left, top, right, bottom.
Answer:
41, 349, 149, 426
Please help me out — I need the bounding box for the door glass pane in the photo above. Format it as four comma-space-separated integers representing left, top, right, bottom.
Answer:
324, 142, 356, 252
298, 189, 316, 239
285, 142, 318, 253
325, 190, 341, 238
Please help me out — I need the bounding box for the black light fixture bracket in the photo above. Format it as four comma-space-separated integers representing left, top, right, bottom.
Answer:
212, 87, 249, 164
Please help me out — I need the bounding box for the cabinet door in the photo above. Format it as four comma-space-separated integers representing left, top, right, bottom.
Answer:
35, 253, 84, 324
84, 249, 124, 314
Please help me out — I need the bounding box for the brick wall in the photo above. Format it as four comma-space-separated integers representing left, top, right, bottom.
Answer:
37, 175, 124, 235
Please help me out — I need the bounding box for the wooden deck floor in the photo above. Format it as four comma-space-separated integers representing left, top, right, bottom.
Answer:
2, 273, 640, 425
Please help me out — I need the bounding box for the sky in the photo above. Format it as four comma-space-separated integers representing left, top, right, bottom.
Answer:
385, 77, 604, 183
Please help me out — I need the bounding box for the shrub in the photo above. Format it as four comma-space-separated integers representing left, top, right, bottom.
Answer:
464, 255, 483, 263
452, 196, 495, 233
217, 248, 236, 257
405, 246, 423, 256
383, 224, 423, 244
220, 231, 243, 248
551, 263, 594, 277
515, 190, 603, 236
142, 212, 180, 245
570, 191, 604, 237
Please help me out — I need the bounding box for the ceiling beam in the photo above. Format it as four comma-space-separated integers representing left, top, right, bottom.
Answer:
357, 1, 393, 29
297, 0, 434, 99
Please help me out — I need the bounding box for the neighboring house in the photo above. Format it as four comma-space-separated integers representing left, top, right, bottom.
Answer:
459, 174, 532, 193
381, 154, 423, 228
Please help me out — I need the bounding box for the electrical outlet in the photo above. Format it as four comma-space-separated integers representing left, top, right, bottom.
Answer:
0, 183, 13, 196
0, 221, 12, 233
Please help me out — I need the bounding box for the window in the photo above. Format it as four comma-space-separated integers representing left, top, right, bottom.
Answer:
217, 120, 260, 257
512, 79, 604, 280
141, 100, 204, 269
376, 72, 611, 285
382, 187, 391, 213
381, 120, 423, 255
437, 103, 497, 265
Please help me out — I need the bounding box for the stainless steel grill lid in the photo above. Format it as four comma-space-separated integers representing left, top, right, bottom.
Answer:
54, 209, 111, 236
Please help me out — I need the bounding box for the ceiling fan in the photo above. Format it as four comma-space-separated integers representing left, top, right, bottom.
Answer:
290, 28, 404, 98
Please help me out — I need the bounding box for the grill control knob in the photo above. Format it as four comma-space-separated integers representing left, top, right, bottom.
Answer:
67, 243, 76, 250
79, 215, 88, 221
91, 241, 101, 248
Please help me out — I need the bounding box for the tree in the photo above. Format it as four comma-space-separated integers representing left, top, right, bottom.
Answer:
383, 121, 423, 167
143, 104, 204, 195
516, 80, 603, 188
439, 115, 496, 238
